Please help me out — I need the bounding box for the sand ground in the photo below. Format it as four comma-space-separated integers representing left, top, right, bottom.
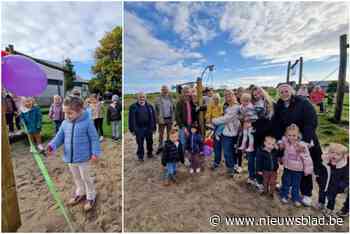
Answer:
124, 132, 349, 232
11, 138, 122, 232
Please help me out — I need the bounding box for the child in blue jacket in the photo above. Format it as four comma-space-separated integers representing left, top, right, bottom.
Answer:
20, 97, 44, 152
47, 96, 101, 212
186, 122, 203, 174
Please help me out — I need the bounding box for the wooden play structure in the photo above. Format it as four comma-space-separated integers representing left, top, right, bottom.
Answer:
2, 108, 21, 232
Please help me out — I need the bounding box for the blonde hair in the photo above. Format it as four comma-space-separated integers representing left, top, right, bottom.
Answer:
240, 92, 252, 102
285, 124, 300, 137
251, 87, 274, 117
212, 93, 221, 102
53, 95, 62, 102
326, 143, 348, 157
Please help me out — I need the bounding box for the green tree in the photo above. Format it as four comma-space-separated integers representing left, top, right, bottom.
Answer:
90, 26, 122, 94
63, 58, 76, 94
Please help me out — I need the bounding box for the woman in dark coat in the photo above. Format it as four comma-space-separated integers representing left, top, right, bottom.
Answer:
272, 83, 322, 206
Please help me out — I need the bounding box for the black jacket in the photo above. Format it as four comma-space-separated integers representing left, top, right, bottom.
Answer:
128, 102, 156, 133
107, 102, 122, 122
256, 147, 280, 172
272, 95, 318, 144
318, 160, 349, 194
161, 140, 185, 166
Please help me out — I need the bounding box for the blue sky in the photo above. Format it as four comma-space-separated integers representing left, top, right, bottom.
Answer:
125, 2, 349, 93
2, 1, 122, 80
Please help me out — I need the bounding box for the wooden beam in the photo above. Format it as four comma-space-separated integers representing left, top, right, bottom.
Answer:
286, 61, 291, 83
1, 106, 21, 232
334, 34, 347, 122
298, 57, 303, 86
196, 77, 205, 135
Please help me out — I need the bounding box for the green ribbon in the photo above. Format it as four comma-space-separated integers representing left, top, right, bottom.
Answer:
21, 121, 75, 232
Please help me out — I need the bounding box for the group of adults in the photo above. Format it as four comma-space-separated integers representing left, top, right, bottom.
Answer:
128, 83, 322, 206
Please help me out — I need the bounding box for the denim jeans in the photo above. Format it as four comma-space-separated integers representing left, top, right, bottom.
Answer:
247, 151, 256, 179
222, 135, 237, 172
280, 168, 303, 202
54, 120, 63, 133
166, 162, 176, 178
213, 135, 223, 167
179, 127, 188, 152
247, 150, 263, 184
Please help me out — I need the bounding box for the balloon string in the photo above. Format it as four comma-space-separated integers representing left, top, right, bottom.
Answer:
21, 120, 75, 232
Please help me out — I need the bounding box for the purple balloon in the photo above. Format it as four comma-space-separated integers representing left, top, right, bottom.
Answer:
2, 55, 48, 96
203, 145, 213, 157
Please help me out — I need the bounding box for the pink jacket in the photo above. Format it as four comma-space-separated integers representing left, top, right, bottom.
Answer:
281, 137, 314, 175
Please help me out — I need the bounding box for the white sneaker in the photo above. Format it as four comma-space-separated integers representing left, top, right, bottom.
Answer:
294, 201, 302, 207
37, 144, 44, 151
99, 136, 104, 142
196, 168, 201, 173
189, 168, 194, 174
257, 184, 264, 192
247, 178, 255, 185
281, 198, 289, 204
236, 166, 242, 173
301, 196, 312, 207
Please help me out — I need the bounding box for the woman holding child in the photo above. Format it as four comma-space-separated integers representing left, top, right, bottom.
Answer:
211, 90, 240, 176
272, 83, 323, 206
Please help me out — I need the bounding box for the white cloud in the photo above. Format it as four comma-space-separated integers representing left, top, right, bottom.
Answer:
1, 2, 122, 62
218, 50, 226, 56
220, 2, 348, 64
154, 2, 218, 49
125, 11, 204, 93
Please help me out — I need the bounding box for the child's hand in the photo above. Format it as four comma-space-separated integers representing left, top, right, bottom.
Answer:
257, 171, 263, 175
90, 155, 98, 162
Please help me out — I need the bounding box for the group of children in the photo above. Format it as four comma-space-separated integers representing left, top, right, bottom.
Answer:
4, 91, 121, 212
160, 87, 349, 217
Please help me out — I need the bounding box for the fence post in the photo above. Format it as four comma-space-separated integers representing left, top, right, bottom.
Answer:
334, 34, 348, 122
1, 107, 21, 232
298, 57, 303, 86
286, 61, 291, 83
196, 77, 205, 135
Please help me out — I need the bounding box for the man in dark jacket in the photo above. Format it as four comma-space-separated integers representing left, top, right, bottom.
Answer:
128, 92, 156, 161
272, 83, 322, 206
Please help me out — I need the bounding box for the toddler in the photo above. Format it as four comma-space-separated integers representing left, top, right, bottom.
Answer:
49, 95, 65, 133
161, 129, 184, 186
186, 123, 203, 174
238, 93, 258, 152
279, 124, 313, 207
47, 96, 101, 212
256, 136, 280, 197
20, 97, 44, 152
317, 143, 348, 216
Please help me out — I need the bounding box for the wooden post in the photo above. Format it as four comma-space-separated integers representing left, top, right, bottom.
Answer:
298, 57, 303, 86
1, 107, 21, 232
196, 77, 205, 135
286, 61, 291, 83
334, 34, 348, 122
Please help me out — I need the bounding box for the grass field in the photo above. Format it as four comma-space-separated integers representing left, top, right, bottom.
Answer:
124, 91, 349, 147
40, 103, 116, 142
